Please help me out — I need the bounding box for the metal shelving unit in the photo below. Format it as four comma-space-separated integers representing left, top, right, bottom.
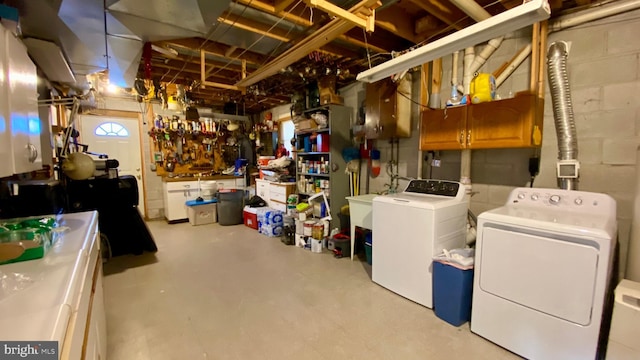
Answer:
295, 105, 351, 229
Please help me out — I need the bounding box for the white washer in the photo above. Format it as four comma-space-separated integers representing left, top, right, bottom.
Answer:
471, 188, 617, 360
372, 179, 468, 308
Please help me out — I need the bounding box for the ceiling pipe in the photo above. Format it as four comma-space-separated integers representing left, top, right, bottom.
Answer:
549, 0, 640, 32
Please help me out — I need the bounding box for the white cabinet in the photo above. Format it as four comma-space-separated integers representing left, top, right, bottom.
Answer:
163, 180, 199, 222
1, 24, 42, 175
0, 25, 11, 178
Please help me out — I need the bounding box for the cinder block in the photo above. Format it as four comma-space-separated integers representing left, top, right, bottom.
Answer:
602, 82, 640, 110
571, 55, 638, 88
147, 199, 164, 209
571, 86, 602, 113
578, 138, 603, 165
488, 185, 516, 205
470, 183, 489, 203
581, 110, 636, 138
603, 139, 639, 165
607, 21, 640, 55
609, 192, 635, 220
146, 209, 162, 220
469, 202, 497, 218
579, 164, 636, 193
548, 29, 607, 60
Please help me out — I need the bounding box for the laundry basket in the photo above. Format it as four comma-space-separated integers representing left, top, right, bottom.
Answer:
217, 189, 245, 226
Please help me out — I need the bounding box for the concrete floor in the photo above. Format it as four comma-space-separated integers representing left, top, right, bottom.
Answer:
103, 220, 520, 360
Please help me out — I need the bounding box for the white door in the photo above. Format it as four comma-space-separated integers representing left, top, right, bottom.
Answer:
80, 115, 145, 217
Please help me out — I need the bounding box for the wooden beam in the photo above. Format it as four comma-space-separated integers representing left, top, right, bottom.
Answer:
408, 0, 464, 30
218, 11, 292, 42
236, 0, 394, 53
162, 39, 268, 65
307, 0, 381, 32
375, 6, 417, 42
200, 50, 244, 92
236, 0, 379, 87
275, 0, 297, 13
415, 15, 439, 35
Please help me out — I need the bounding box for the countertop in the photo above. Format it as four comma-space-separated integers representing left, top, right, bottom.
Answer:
0, 211, 98, 342
162, 174, 243, 182
345, 194, 380, 204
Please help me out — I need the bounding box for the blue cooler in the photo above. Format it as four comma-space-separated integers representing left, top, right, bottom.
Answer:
433, 261, 474, 326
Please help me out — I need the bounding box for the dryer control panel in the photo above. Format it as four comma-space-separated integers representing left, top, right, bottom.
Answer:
404, 180, 462, 197
508, 187, 616, 215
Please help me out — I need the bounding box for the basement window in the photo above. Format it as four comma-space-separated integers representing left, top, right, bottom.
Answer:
95, 122, 129, 137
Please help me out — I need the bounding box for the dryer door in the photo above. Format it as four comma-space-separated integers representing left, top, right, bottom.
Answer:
478, 227, 599, 326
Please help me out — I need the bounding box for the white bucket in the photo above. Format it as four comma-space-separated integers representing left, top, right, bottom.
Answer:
200, 181, 217, 199
311, 239, 323, 253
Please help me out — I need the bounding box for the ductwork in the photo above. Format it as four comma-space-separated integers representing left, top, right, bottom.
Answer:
9, 0, 230, 88
547, 41, 579, 190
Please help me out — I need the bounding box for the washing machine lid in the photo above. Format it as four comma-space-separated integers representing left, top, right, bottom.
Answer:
373, 179, 468, 209
374, 192, 465, 209
479, 205, 617, 240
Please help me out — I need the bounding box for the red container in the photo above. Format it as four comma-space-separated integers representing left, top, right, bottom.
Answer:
317, 133, 330, 152
243, 206, 258, 230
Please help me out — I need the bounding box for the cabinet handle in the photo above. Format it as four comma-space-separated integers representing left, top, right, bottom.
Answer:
467, 130, 471, 146
459, 130, 465, 145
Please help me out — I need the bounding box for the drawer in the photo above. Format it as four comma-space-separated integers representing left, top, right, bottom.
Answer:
270, 184, 293, 203
270, 200, 287, 212
165, 181, 198, 192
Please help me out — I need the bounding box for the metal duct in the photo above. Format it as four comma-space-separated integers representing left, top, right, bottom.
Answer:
547, 41, 579, 190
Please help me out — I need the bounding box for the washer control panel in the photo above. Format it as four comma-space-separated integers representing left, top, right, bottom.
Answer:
508, 187, 616, 215
404, 180, 462, 197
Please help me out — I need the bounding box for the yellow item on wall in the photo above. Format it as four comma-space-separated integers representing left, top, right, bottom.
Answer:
470, 73, 496, 104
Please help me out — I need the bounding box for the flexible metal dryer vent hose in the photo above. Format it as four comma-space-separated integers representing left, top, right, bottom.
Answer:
547, 41, 579, 190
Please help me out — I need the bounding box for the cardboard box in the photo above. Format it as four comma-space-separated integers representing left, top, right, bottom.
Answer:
321, 94, 344, 105
295, 118, 317, 131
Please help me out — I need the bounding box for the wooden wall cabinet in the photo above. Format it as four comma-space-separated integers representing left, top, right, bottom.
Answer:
420, 94, 543, 150
365, 75, 412, 139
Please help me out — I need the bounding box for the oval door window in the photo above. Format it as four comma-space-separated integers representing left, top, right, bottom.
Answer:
95, 122, 129, 137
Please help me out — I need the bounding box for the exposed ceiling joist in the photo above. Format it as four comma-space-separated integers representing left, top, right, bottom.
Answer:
235, 0, 383, 87
306, 0, 381, 32
161, 38, 269, 65
408, 0, 465, 29
201, 50, 245, 92
275, 0, 298, 13
375, 6, 418, 42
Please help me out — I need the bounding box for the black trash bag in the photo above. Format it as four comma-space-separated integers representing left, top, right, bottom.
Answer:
247, 195, 267, 208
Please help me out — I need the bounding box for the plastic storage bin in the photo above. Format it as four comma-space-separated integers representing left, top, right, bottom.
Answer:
433, 261, 474, 326
186, 199, 217, 226
217, 190, 244, 226
365, 231, 372, 265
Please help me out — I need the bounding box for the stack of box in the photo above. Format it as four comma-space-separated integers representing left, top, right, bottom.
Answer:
257, 208, 284, 237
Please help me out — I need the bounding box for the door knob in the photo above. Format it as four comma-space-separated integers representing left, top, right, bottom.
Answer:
136, 168, 141, 171
136, 175, 141, 180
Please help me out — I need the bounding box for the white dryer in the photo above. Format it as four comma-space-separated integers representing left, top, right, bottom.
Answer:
471, 187, 617, 360
372, 179, 468, 308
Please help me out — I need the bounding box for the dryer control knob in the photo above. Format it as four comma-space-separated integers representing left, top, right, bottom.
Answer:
518, 192, 526, 200
575, 198, 583, 205
549, 195, 561, 204
531, 194, 539, 201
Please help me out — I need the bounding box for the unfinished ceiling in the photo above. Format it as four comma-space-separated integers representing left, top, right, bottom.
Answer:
7, 0, 597, 113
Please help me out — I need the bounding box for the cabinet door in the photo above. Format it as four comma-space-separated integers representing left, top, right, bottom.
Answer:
0, 25, 11, 178
365, 80, 397, 139
468, 94, 540, 149
165, 190, 188, 221
420, 106, 467, 150
6, 30, 41, 174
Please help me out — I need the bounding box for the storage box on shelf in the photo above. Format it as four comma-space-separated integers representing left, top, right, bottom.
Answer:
295, 105, 351, 229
